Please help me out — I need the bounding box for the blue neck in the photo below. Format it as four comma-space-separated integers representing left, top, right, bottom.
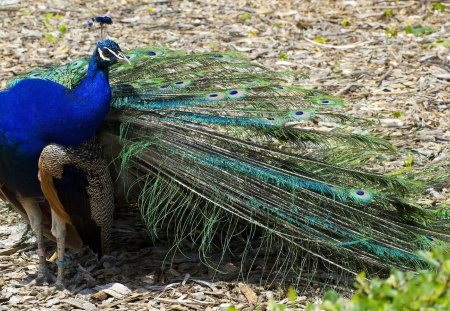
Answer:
35, 52, 112, 147
73, 56, 110, 100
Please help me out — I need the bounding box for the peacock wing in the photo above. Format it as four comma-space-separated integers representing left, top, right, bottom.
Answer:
6, 58, 89, 89
38, 140, 114, 256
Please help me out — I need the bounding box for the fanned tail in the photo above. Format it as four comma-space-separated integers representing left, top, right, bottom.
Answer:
101, 47, 449, 284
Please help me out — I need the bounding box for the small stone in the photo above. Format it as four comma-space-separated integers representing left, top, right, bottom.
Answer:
0, 0, 19, 9
20, 295, 34, 303
21, 28, 43, 38
100, 255, 117, 269
62, 298, 96, 311
8, 295, 21, 305
79, 288, 96, 296
8, 280, 22, 287
222, 262, 238, 273
121, 17, 140, 23
380, 118, 404, 128
101, 297, 114, 304
265, 291, 274, 300
91, 291, 108, 301
46, 298, 60, 307
191, 292, 206, 300
94, 283, 131, 299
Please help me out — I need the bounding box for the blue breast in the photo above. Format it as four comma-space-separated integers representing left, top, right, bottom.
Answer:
0, 69, 111, 197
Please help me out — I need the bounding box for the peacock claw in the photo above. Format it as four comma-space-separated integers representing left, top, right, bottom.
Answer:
35, 275, 45, 285
55, 281, 65, 291
35, 270, 51, 285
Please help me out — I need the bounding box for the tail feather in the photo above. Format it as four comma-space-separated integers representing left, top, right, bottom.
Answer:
103, 109, 448, 281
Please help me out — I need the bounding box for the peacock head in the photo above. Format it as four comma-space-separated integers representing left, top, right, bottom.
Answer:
94, 39, 130, 68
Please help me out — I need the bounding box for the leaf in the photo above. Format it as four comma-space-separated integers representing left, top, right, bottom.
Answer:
405, 26, 433, 36
42, 34, 56, 43
385, 28, 398, 38
247, 29, 257, 37
240, 12, 250, 20
432, 2, 445, 12
43, 12, 53, 20
384, 9, 395, 18
341, 19, 352, 27
306, 248, 450, 310
287, 287, 296, 302
428, 39, 450, 48
392, 111, 402, 118
314, 37, 329, 43
58, 24, 67, 34
279, 51, 288, 60
322, 290, 339, 303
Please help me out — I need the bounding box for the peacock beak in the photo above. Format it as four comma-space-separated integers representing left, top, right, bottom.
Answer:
102, 47, 131, 65
116, 51, 131, 65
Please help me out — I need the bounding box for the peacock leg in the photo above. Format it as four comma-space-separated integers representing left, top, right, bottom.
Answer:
50, 208, 67, 290
38, 147, 73, 290
18, 198, 49, 284
38, 140, 114, 289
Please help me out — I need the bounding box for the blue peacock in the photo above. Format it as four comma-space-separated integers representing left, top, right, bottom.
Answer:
0, 19, 449, 289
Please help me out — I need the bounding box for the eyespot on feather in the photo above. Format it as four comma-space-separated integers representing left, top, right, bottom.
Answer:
226, 89, 247, 99
348, 189, 374, 203
172, 80, 192, 88
203, 92, 226, 101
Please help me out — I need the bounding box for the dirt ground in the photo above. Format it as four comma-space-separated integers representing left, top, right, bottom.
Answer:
0, 0, 449, 310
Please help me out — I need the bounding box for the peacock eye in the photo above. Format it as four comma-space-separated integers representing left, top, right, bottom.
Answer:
102, 49, 113, 57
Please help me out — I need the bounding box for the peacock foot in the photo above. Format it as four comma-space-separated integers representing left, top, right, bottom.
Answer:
35, 267, 52, 285
55, 280, 65, 291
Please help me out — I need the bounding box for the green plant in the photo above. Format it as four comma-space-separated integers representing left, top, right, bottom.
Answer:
58, 24, 67, 34
41, 12, 68, 42
425, 39, 450, 48
392, 111, 402, 118
385, 27, 398, 43
272, 21, 283, 27
42, 34, 57, 43
384, 9, 395, 18
341, 19, 352, 27
306, 248, 450, 310
229, 248, 449, 310
405, 26, 433, 36
240, 12, 251, 21
279, 51, 288, 61
432, 2, 445, 12
314, 37, 329, 43
247, 29, 257, 37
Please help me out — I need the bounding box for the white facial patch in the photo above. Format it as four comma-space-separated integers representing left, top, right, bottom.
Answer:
97, 48, 110, 61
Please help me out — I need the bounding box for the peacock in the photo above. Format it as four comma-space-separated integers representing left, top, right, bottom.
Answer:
1, 19, 449, 289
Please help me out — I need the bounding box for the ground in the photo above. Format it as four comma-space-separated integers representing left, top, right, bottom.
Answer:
0, 0, 449, 310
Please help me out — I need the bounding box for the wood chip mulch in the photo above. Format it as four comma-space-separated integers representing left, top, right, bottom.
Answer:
0, 0, 449, 310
